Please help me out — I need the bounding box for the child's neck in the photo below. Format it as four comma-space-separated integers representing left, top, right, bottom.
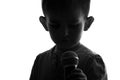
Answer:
55, 43, 81, 54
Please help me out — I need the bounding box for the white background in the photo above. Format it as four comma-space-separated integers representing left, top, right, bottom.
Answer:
0, 0, 120, 80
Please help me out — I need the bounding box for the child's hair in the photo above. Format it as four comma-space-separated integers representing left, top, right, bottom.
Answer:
41, 0, 91, 17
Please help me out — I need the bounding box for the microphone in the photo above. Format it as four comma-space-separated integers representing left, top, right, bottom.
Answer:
61, 51, 79, 80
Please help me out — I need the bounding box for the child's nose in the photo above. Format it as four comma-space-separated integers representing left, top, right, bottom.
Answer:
64, 26, 69, 36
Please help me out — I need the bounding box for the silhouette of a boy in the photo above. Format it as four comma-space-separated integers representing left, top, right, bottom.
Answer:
30, 0, 108, 80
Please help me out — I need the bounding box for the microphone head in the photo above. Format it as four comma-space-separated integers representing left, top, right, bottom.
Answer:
61, 51, 79, 68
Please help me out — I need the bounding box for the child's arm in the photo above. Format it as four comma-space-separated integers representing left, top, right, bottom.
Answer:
86, 54, 108, 80
29, 55, 40, 80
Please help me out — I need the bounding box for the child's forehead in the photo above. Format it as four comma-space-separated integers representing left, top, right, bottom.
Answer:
47, 14, 83, 24
46, 9, 84, 23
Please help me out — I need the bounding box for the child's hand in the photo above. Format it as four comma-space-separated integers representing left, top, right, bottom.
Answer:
66, 68, 87, 80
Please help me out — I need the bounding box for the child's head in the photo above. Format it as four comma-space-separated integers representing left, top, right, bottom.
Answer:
42, 0, 90, 18
40, 0, 94, 50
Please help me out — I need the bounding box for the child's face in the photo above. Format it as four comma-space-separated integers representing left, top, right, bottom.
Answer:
46, 9, 86, 50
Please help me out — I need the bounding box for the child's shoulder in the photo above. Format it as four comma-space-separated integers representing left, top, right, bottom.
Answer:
77, 44, 105, 68
77, 44, 105, 69
36, 46, 57, 61
36, 48, 53, 59
77, 44, 107, 79
77, 44, 99, 58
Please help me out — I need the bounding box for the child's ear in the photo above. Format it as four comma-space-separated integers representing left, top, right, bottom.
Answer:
39, 16, 49, 31
84, 16, 94, 31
